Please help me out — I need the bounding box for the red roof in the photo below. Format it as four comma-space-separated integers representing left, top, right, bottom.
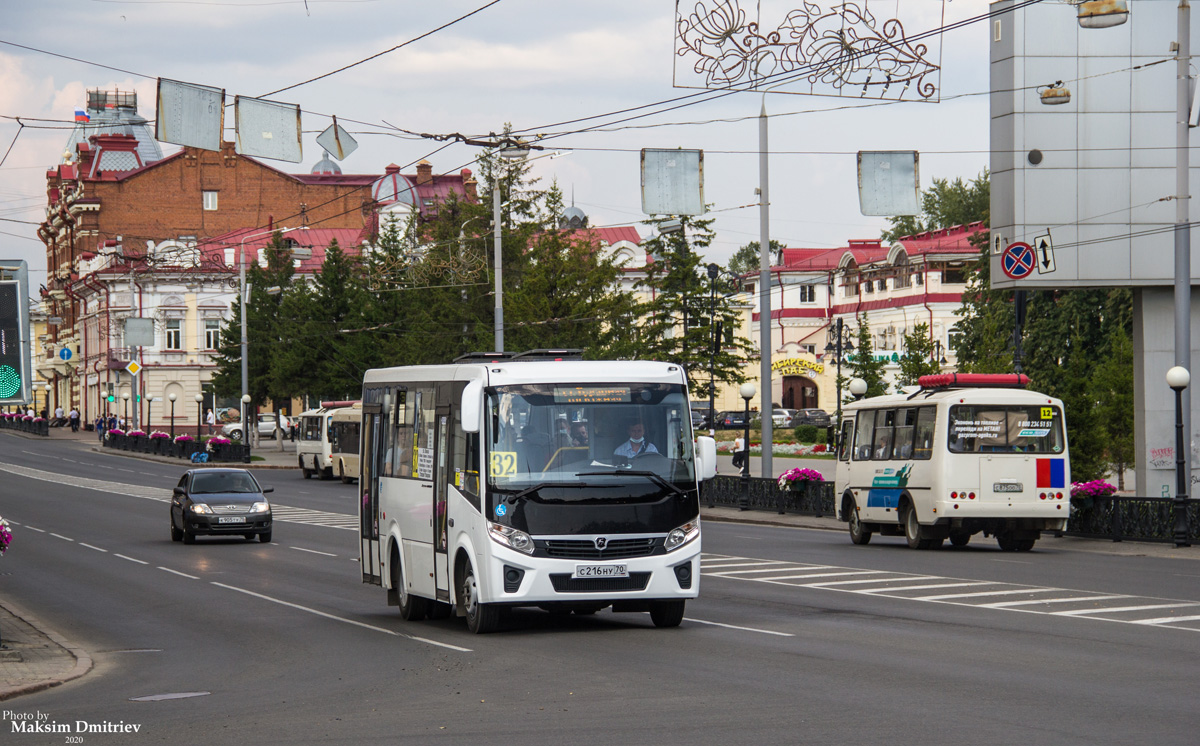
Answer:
563, 226, 642, 247
198, 227, 366, 273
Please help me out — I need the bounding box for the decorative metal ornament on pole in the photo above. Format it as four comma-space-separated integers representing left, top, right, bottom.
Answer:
1167, 366, 1192, 547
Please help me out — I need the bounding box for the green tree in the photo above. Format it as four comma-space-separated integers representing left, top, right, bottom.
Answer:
729, 239, 783, 276
896, 322, 941, 389
1089, 301, 1135, 488
610, 213, 756, 396
881, 170, 990, 242
846, 313, 888, 398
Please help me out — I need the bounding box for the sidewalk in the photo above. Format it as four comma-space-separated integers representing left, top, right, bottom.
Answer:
0, 599, 91, 701
22, 423, 300, 469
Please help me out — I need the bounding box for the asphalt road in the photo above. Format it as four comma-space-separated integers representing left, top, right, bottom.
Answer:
2, 432, 1199, 745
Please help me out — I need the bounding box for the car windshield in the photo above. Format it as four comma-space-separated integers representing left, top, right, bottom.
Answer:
192, 472, 260, 494
485, 382, 696, 495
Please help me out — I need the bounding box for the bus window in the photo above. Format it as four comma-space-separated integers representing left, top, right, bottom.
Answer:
838, 419, 854, 461
853, 410, 875, 460
913, 407, 936, 459
893, 408, 915, 459
948, 405, 1064, 454
872, 409, 896, 460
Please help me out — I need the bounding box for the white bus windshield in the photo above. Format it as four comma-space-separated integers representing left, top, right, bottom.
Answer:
948, 404, 1065, 454
486, 382, 696, 490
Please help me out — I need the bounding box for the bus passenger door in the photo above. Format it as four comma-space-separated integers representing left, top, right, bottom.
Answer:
360, 405, 383, 584
433, 404, 452, 600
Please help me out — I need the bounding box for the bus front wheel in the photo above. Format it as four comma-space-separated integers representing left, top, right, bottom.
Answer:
649, 600, 686, 628
393, 550, 427, 621
461, 562, 500, 634
846, 498, 872, 545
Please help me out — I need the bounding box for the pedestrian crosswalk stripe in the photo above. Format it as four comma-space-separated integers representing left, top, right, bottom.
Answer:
699, 552, 1200, 631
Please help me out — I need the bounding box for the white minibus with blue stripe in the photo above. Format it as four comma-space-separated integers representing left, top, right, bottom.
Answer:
834, 374, 1070, 551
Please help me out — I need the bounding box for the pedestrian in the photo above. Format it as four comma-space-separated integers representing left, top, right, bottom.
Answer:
96, 415, 107, 442
107, 413, 117, 432
68, 406, 80, 432
205, 407, 216, 435
54, 405, 64, 426
732, 434, 748, 472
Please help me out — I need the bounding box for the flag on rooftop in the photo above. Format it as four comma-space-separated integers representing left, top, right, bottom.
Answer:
74, 109, 89, 122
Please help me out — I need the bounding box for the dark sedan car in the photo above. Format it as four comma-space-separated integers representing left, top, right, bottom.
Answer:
716, 410, 749, 429
170, 468, 274, 544
794, 408, 832, 428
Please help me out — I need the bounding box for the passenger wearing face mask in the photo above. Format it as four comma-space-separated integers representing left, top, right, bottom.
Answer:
613, 421, 659, 459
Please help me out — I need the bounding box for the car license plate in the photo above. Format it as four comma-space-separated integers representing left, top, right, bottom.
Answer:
573, 564, 628, 579
993, 483, 1023, 493
218, 516, 246, 524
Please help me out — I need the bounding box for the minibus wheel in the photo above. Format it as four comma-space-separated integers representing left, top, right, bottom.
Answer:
393, 548, 427, 621
649, 600, 686, 628
904, 504, 934, 550
846, 497, 871, 545
461, 562, 500, 633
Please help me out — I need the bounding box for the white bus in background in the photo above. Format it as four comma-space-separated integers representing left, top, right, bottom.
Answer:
296, 400, 359, 479
835, 374, 1070, 552
358, 350, 718, 634
329, 403, 362, 484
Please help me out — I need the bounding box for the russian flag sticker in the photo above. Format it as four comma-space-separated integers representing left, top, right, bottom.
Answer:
1037, 458, 1066, 488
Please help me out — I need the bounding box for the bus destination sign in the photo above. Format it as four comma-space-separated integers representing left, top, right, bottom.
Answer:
554, 386, 631, 404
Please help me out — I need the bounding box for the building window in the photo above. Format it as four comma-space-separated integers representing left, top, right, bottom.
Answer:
799, 284, 815, 303
202, 191, 218, 211
943, 264, 967, 284
205, 320, 221, 350
864, 279, 875, 294
166, 319, 182, 350
915, 271, 923, 285
799, 343, 815, 355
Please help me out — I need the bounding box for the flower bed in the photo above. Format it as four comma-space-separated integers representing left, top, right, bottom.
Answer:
777, 467, 824, 490
1071, 480, 1117, 499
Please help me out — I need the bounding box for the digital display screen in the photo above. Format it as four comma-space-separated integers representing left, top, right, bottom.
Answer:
553, 386, 631, 404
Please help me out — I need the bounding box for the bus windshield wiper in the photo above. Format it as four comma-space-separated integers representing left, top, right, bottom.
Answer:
497, 482, 591, 504
576, 470, 686, 498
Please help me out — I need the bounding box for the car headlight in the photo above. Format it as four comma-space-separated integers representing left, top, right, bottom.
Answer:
190, 503, 213, 514
488, 521, 534, 555
249, 502, 270, 513
664, 519, 700, 552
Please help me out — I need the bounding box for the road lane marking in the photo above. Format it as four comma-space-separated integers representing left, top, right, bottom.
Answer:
707, 565, 833, 576
26, 526, 45, 533
115, 554, 149, 565
80, 543, 108, 552
705, 553, 1200, 631
50, 533, 74, 542
1054, 603, 1200, 616
210, 582, 472, 652
981, 595, 1131, 609
158, 566, 199, 580
684, 618, 794, 636
291, 546, 337, 557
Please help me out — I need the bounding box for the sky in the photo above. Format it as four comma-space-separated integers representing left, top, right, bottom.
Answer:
0, 0, 993, 293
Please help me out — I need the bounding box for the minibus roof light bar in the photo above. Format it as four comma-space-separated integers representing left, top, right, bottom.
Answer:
918, 373, 1031, 390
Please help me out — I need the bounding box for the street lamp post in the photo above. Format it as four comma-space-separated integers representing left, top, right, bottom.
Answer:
705, 262, 740, 436
492, 142, 529, 352
241, 393, 252, 464
1167, 366, 1192, 547
195, 393, 204, 439
169, 393, 176, 440
739, 382, 756, 510
824, 318, 855, 435
146, 396, 154, 432
121, 392, 130, 429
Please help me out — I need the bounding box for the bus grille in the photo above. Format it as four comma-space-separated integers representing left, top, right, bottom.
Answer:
541, 538, 657, 560
549, 572, 651, 593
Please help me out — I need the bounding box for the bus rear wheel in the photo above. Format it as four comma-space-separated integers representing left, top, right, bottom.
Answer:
904, 505, 935, 550
649, 600, 686, 628
393, 552, 427, 621
339, 461, 353, 484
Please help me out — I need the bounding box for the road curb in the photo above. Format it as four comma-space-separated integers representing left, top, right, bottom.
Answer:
0, 599, 93, 702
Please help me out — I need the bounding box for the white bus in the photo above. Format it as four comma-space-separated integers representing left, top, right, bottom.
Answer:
329, 404, 362, 484
358, 351, 718, 633
835, 373, 1070, 552
296, 401, 359, 479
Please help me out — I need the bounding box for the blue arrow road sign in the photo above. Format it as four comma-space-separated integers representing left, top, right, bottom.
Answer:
59, 347, 72, 361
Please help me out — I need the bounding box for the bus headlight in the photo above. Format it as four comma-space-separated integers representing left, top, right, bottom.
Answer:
488, 522, 534, 555
664, 519, 700, 552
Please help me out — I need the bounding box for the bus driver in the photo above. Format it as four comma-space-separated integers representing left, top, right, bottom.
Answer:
614, 421, 659, 459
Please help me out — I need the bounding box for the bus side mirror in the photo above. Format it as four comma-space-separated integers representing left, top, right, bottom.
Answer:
461, 380, 482, 434
695, 436, 717, 481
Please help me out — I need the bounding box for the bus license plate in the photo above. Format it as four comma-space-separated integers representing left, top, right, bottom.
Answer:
573, 564, 628, 579
218, 516, 246, 524
993, 483, 1023, 493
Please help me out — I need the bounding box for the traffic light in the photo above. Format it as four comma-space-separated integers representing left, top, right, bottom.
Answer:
0, 280, 28, 404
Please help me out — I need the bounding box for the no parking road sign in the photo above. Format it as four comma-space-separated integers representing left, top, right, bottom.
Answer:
1002, 241, 1036, 280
